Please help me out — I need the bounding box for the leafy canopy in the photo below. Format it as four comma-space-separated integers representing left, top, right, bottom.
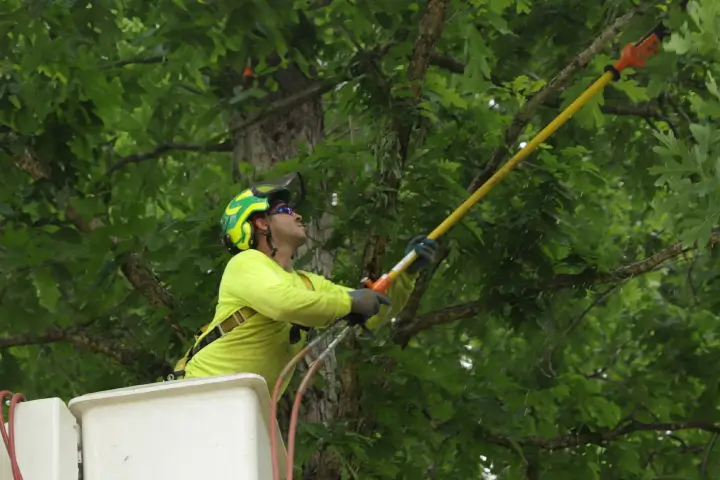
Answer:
1, 0, 719, 478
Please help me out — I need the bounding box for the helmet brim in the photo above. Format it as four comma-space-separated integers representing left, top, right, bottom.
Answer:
250, 172, 306, 207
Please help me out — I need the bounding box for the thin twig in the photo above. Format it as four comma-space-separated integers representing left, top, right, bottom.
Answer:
106, 141, 233, 175
701, 433, 718, 478
563, 282, 623, 336
104, 56, 166, 69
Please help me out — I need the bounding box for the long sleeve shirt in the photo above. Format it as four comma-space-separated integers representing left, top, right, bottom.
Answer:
184, 249, 417, 396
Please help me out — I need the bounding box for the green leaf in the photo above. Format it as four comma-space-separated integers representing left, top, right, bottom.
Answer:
706, 71, 720, 99
689, 123, 711, 164
2, 2, 720, 478
32, 268, 61, 314
582, 396, 622, 428
665, 32, 693, 55
611, 79, 648, 102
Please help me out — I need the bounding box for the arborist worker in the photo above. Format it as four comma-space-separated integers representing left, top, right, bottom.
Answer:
173, 172, 437, 397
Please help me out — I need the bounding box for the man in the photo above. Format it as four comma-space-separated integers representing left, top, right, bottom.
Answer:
177, 173, 437, 397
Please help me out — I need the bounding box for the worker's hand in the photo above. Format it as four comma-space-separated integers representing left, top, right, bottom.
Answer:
405, 235, 438, 273
348, 289, 391, 318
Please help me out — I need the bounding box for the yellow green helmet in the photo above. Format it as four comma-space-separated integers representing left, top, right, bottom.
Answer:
221, 172, 305, 253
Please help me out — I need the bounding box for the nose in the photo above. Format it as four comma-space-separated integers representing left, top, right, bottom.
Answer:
295, 211, 303, 221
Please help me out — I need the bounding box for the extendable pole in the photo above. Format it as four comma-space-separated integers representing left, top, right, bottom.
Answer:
363, 20, 668, 296
276, 14, 675, 480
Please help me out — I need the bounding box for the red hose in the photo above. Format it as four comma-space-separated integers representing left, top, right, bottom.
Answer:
0, 390, 25, 480
285, 326, 350, 480
270, 343, 314, 480
270, 321, 343, 480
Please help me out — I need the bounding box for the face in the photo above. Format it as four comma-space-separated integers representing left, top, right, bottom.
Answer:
254, 202, 307, 247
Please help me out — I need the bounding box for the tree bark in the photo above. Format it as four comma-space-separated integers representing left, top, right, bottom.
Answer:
230, 62, 344, 479
232, 66, 324, 171
297, 207, 342, 479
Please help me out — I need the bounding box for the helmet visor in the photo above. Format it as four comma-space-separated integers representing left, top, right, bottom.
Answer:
250, 172, 306, 207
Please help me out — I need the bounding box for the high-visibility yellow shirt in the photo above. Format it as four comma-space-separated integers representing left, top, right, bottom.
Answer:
184, 249, 418, 396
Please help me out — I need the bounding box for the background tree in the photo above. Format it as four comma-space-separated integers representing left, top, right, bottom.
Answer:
1, 0, 719, 478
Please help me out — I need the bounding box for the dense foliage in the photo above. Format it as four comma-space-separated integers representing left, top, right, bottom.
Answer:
1, 0, 719, 478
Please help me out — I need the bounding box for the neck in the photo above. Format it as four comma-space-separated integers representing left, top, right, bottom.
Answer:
257, 243, 296, 272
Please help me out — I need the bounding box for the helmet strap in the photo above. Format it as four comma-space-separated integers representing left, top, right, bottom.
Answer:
264, 225, 278, 258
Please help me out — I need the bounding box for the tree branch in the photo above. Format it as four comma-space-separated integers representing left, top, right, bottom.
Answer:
14, 148, 183, 336
393, 252, 448, 330
106, 141, 233, 175
228, 40, 403, 146
107, 44, 434, 178
105, 80, 338, 176
467, 2, 652, 194
230, 80, 338, 135
361, 0, 451, 280
395, 4, 653, 333
406, 0, 451, 98
393, 231, 720, 343
429, 53, 465, 74
397, 0, 451, 161
393, 299, 483, 346
0, 326, 154, 368
450, 415, 720, 458
429, 53, 667, 120
527, 420, 720, 451
104, 56, 167, 69
542, 99, 665, 119
702, 433, 718, 478
550, 231, 720, 289
525, 450, 540, 480
562, 283, 622, 336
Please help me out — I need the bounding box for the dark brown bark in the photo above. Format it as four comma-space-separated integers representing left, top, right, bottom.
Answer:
392, 299, 484, 346
231, 61, 345, 479
231, 66, 324, 171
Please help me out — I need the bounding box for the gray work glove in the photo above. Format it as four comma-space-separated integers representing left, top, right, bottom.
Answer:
405, 235, 438, 273
347, 289, 391, 320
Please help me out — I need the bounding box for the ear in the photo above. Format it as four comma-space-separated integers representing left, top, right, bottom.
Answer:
251, 214, 270, 234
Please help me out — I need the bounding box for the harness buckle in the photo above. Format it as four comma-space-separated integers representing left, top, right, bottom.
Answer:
218, 310, 248, 335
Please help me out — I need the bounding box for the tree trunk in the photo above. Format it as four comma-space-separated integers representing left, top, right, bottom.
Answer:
232, 67, 324, 171
231, 62, 346, 479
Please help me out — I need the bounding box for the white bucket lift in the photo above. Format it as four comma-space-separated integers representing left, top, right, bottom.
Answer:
0, 373, 287, 480
0, 397, 79, 480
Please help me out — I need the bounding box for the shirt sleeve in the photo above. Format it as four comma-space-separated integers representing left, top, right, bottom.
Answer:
306, 270, 419, 331
220, 251, 352, 327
